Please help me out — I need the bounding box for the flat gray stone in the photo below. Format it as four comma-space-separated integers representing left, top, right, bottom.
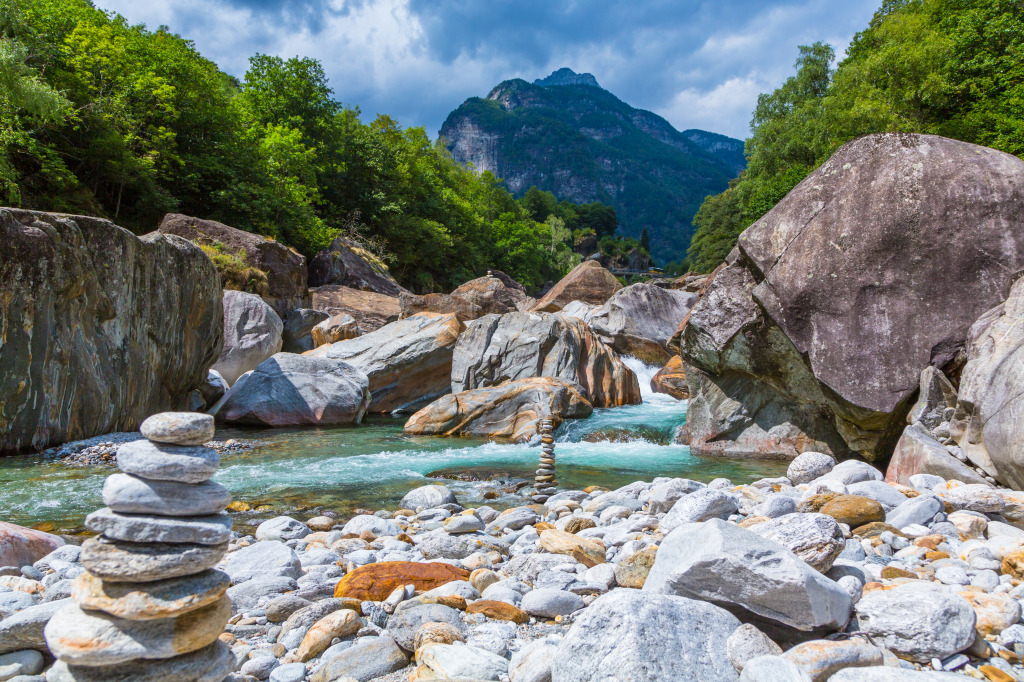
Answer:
551, 590, 740, 682
442, 515, 485, 534
828, 668, 963, 681
80, 536, 226, 582
71, 569, 231, 620
266, 594, 311, 623
310, 635, 408, 682
748, 513, 845, 572
45, 639, 233, 681
660, 489, 739, 533
43, 598, 230, 666
340, 515, 400, 537
418, 642, 507, 680
115, 440, 219, 483
226, 576, 298, 613
140, 412, 216, 446
521, 589, 585, 618
644, 519, 852, 634
0, 599, 70, 654
84, 508, 231, 545
418, 530, 506, 560
885, 496, 942, 530
0, 649, 44, 679
487, 507, 540, 532
223, 541, 301, 584
269, 662, 306, 682
846, 481, 908, 511
102, 474, 230, 516
255, 517, 311, 542
278, 599, 352, 643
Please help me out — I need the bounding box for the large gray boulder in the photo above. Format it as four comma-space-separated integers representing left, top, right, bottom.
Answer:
588, 283, 698, 364
212, 290, 283, 386
310, 313, 463, 414
452, 312, 641, 408
307, 235, 407, 297
1, 210, 222, 454
680, 134, 1024, 462
951, 276, 1024, 488
219, 354, 370, 426
551, 589, 740, 682
644, 519, 852, 635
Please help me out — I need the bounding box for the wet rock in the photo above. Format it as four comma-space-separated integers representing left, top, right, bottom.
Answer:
85, 508, 231, 546
213, 290, 283, 386
114, 440, 219, 484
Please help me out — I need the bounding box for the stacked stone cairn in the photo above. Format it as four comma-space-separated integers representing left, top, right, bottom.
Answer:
44, 412, 234, 682
532, 418, 557, 504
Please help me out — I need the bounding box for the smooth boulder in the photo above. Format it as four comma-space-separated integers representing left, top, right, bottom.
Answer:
885, 424, 989, 486
212, 290, 283, 386
588, 283, 697, 364
309, 285, 401, 335
0, 522, 65, 569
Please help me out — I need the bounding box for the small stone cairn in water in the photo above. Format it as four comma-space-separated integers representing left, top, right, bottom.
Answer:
532, 418, 557, 504
44, 412, 234, 682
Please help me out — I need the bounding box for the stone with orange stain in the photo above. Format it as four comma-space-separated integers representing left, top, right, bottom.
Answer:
42, 595, 231, 666
295, 609, 359, 662
538, 529, 605, 568
333, 561, 469, 601
71, 569, 230, 620
819, 495, 885, 528
0, 575, 44, 594
914, 535, 944, 550
925, 551, 950, 560
436, 595, 466, 611
959, 592, 1022, 636
980, 664, 1017, 682
738, 516, 769, 529
781, 638, 882, 681
465, 600, 529, 624
1002, 551, 1024, 579
650, 355, 689, 400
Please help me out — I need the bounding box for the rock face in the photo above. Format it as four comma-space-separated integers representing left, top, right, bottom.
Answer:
158, 213, 308, 317
218, 354, 370, 426
0, 209, 223, 454
651, 355, 689, 400
951, 276, 1024, 488
309, 313, 463, 413
212, 290, 284, 386
0, 522, 65, 569
531, 261, 622, 312
309, 285, 401, 334
451, 312, 641, 408
404, 378, 592, 442
551, 590, 741, 682
680, 134, 1024, 462
588, 283, 697, 364
307, 236, 407, 296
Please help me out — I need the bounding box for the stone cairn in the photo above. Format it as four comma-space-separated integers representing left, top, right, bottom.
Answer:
532, 418, 558, 504
44, 412, 234, 682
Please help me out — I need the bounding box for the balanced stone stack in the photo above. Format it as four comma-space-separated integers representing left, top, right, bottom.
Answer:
533, 419, 558, 504
44, 413, 234, 682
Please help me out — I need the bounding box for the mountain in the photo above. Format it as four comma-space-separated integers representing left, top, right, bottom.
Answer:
439, 68, 746, 263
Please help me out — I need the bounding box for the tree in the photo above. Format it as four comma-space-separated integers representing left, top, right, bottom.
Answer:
639, 227, 650, 253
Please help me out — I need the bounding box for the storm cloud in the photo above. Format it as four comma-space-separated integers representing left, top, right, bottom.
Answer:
99, 0, 879, 140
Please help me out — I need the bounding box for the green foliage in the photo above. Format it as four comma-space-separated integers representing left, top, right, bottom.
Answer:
199, 242, 269, 296
687, 0, 1024, 272
0, 0, 599, 292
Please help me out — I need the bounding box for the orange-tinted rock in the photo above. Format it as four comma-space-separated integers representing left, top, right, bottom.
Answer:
399, 292, 482, 322
798, 493, 840, 513
436, 595, 466, 610
1002, 551, 1024, 579
531, 260, 622, 312
0, 521, 65, 568
881, 566, 917, 580
333, 561, 470, 601
310, 285, 401, 334
820, 495, 886, 528
538, 529, 605, 567
563, 517, 597, 534
465, 600, 529, 624
960, 592, 1023, 636
851, 522, 905, 539
650, 356, 688, 399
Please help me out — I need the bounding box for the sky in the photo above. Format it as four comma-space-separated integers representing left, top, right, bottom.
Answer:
98, 0, 880, 142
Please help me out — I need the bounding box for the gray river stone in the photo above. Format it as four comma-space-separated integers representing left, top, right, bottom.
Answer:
223, 541, 302, 583
739, 656, 812, 682
787, 453, 836, 486
256, 516, 311, 542
648, 478, 706, 514
521, 589, 585, 618
400, 484, 457, 510
418, 529, 506, 560
84, 508, 231, 545
0, 649, 44, 679
828, 669, 963, 681
748, 513, 845, 573
853, 582, 976, 662
552, 590, 740, 682
115, 440, 219, 484
846, 481, 908, 511
644, 519, 852, 634
386, 604, 466, 652
885, 496, 942, 530
660, 489, 739, 533
278, 599, 352, 643
139, 412, 216, 446
0, 599, 70, 654
45, 639, 234, 682
340, 515, 401, 537
102, 474, 230, 516
43, 597, 231, 666
310, 635, 409, 682
80, 536, 226, 582
226, 576, 299, 613
727, 624, 784, 673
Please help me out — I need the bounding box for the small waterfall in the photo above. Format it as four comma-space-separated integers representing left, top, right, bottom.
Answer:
620, 355, 672, 403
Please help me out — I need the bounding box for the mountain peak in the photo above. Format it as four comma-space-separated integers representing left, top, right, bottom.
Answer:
534, 68, 601, 89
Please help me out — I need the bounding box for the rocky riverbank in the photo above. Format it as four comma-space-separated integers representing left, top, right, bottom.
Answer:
39, 433, 255, 467
4, 439, 1024, 681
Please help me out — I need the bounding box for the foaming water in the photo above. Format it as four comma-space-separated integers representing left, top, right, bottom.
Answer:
0, 358, 786, 532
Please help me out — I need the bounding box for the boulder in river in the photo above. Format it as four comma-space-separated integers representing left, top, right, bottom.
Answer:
218, 354, 370, 426
399, 292, 482, 322
404, 377, 593, 442
452, 312, 641, 408
0, 209, 222, 454
307, 235, 407, 297
158, 213, 308, 317
588, 282, 697, 364
680, 134, 1024, 462
651, 355, 689, 400
531, 260, 622, 312
951, 276, 1024, 488
310, 312, 463, 414
211, 290, 284, 386
310, 285, 401, 334
400, 273, 531, 321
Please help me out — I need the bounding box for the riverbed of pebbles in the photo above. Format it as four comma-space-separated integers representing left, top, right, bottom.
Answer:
5, 449, 1024, 681
40, 432, 255, 466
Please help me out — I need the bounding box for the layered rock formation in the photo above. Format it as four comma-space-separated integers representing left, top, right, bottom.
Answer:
0, 209, 222, 454
310, 285, 401, 334
531, 261, 621, 312
680, 134, 1024, 461
307, 236, 407, 297
588, 283, 697, 364
404, 378, 593, 442
44, 412, 233, 680
158, 213, 308, 317
452, 312, 641, 408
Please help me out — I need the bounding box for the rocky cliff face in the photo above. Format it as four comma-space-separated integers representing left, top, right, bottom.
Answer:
439, 68, 744, 262
0, 209, 223, 453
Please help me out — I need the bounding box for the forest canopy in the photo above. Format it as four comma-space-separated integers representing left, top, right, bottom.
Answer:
0, 0, 613, 291
687, 0, 1024, 273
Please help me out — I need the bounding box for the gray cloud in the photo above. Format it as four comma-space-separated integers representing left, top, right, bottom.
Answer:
100, 0, 879, 140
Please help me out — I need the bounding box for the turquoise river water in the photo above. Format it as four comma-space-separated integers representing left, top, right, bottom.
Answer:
0, 359, 785, 534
